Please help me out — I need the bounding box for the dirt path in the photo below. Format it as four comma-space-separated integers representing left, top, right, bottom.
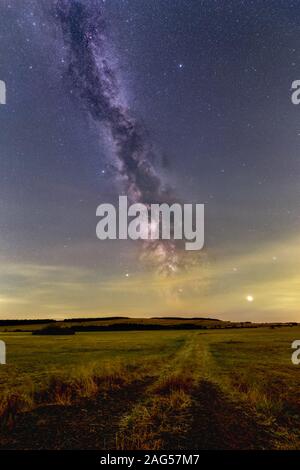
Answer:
180, 380, 275, 450
0, 379, 276, 450
0, 379, 152, 450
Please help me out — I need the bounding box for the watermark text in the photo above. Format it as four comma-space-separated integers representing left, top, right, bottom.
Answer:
291, 340, 300, 365
96, 196, 205, 251
0, 80, 6, 105
0, 340, 6, 364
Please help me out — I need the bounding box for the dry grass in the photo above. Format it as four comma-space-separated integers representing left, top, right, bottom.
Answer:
0, 361, 143, 427
117, 389, 192, 450
0, 392, 34, 430
116, 336, 202, 449
1, 328, 300, 449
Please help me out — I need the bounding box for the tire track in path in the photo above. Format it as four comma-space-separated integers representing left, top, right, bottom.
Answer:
179, 380, 275, 450
0, 378, 153, 450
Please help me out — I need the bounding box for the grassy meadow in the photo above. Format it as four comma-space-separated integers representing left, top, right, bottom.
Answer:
0, 326, 299, 449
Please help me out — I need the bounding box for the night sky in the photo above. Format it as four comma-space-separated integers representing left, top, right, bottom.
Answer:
1, 0, 300, 321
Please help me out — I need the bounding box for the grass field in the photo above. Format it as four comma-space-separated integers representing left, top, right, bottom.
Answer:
0, 326, 299, 449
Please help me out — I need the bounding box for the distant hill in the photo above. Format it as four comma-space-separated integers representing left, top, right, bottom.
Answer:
0, 317, 297, 333
151, 316, 220, 321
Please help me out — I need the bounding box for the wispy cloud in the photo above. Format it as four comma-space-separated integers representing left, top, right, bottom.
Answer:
0, 234, 300, 321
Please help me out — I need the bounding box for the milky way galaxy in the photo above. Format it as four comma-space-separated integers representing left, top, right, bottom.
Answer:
55, 0, 189, 275
56, 0, 162, 204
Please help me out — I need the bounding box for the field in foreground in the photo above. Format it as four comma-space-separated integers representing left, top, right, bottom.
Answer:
0, 327, 299, 449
